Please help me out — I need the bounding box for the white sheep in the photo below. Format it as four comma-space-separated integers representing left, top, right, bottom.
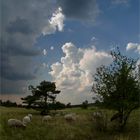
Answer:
55, 113, 61, 117
23, 116, 31, 124
64, 113, 76, 122
8, 119, 26, 128
93, 111, 103, 118
92, 111, 107, 131
42, 115, 52, 122
92, 111, 103, 122
28, 114, 32, 119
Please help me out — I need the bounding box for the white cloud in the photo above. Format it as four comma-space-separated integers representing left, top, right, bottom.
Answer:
50, 62, 62, 77
50, 7, 65, 31
50, 46, 54, 50
49, 42, 112, 104
126, 42, 140, 54
43, 49, 47, 55
91, 36, 96, 41
1, 0, 59, 95
42, 7, 65, 35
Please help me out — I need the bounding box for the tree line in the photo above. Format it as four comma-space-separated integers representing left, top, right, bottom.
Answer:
0, 100, 18, 107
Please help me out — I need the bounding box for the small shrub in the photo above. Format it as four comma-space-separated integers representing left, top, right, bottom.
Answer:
81, 100, 88, 109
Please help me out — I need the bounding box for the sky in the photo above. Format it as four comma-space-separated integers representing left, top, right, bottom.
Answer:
0, 0, 140, 105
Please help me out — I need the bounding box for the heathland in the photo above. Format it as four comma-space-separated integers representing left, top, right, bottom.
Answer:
0, 106, 139, 140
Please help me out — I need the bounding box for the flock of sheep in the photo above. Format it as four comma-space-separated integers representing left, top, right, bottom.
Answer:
7, 112, 78, 128
8, 113, 33, 128
7, 111, 104, 130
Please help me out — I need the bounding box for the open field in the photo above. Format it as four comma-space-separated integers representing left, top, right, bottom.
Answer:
0, 106, 139, 140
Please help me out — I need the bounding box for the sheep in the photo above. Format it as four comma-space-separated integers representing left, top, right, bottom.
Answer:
92, 111, 107, 131
92, 111, 104, 123
59, 111, 66, 116
8, 119, 26, 128
55, 113, 61, 117
23, 116, 31, 124
64, 113, 76, 122
92, 111, 103, 119
28, 114, 32, 119
42, 115, 52, 122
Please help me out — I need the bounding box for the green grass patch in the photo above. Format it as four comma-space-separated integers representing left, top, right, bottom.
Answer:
0, 106, 139, 140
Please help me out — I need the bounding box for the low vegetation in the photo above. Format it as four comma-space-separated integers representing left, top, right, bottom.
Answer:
0, 106, 139, 140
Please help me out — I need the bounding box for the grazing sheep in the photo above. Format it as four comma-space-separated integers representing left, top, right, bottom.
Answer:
59, 111, 66, 116
8, 119, 26, 128
42, 115, 52, 122
28, 114, 32, 119
92, 111, 104, 124
64, 113, 76, 122
92, 111, 103, 119
23, 116, 31, 124
92, 111, 107, 131
55, 113, 61, 117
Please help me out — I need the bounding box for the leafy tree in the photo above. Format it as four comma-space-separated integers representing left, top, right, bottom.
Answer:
55, 101, 65, 109
21, 95, 37, 108
66, 102, 71, 108
22, 81, 60, 115
82, 100, 88, 109
49, 101, 65, 110
0, 100, 2, 106
92, 48, 140, 130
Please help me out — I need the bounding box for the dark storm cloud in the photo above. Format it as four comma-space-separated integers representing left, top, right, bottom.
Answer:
1, 38, 41, 56
0, 36, 40, 81
0, 78, 29, 94
0, 0, 55, 95
57, 0, 100, 22
2, 70, 36, 81
0, 52, 36, 81
0, 53, 36, 81
6, 18, 33, 34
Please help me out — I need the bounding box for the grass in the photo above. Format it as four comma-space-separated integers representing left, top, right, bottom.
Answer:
0, 106, 139, 140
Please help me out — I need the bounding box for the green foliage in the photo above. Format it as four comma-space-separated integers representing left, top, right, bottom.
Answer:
48, 101, 66, 110
92, 48, 140, 129
66, 102, 71, 108
22, 81, 61, 115
82, 100, 88, 109
0, 100, 17, 107
21, 95, 38, 108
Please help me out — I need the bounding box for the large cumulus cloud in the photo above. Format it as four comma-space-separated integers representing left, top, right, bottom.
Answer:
49, 42, 112, 104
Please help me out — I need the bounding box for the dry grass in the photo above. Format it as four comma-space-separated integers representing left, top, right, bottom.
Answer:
0, 106, 139, 140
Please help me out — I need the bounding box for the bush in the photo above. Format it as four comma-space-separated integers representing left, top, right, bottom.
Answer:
82, 100, 88, 109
